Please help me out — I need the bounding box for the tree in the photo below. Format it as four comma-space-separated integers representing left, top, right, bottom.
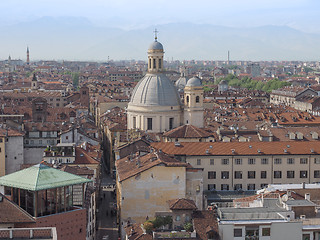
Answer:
184, 222, 193, 232
303, 67, 314, 74
72, 72, 79, 88
143, 221, 154, 234
151, 216, 172, 228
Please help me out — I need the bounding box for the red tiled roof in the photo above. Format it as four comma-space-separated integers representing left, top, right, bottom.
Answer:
60, 165, 94, 176
168, 198, 197, 210
151, 141, 320, 156
124, 223, 153, 240
192, 211, 219, 240
163, 125, 212, 138
0, 128, 24, 137
116, 152, 188, 182
0, 193, 35, 223
75, 147, 100, 164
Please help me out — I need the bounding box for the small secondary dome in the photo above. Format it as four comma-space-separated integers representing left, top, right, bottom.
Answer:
148, 40, 164, 51
175, 76, 188, 89
186, 76, 202, 87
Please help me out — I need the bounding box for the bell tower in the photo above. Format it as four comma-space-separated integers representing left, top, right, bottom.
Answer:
31, 72, 38, 90
184, 76, 204, 128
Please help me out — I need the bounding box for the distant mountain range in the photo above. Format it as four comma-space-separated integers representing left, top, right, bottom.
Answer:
1, 16, 320, 61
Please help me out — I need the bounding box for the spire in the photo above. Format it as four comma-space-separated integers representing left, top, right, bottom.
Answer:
154, 28, 158, 41
26, 46, 30, 65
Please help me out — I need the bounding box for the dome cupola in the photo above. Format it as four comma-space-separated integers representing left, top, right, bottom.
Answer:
147, 29, 164, 73
186, 76, 202, 87
127, 31, 183, 133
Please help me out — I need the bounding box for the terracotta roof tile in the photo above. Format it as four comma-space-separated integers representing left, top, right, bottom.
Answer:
124, 223, 153, 240
192, 210, 219, 240
163, 125, 212, 138
0, 193, 35, 223
116, 151, 188, 182
75, 146, 100, 164
151, 141, 320, 156
167, 198, 197, 210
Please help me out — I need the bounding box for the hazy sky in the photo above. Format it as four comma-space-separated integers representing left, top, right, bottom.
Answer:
1, 0, 320, 61
2, 0, 320, 32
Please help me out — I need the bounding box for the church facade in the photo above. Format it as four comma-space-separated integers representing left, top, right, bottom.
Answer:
127, 37, 204, 133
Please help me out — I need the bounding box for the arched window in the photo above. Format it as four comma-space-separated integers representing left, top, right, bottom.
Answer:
153, 59, 156, 69
149, 59, 151, 69
186, 96, 189, 103
159, 59, 161, 69
196, 96, 200, 103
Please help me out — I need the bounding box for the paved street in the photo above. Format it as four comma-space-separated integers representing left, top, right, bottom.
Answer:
96, 167, 119, 240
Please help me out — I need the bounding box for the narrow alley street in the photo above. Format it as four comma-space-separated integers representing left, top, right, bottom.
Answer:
96, 166, 119, 240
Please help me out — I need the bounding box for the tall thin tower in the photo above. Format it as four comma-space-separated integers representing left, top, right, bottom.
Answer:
26, 46, 30, 65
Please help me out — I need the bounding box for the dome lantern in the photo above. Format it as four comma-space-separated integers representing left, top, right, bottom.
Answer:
147, 29, 164, 73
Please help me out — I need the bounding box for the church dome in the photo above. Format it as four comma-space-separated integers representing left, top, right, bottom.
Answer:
129, 73, 181, 107
186, 76, 202, 87
175, 76, 188, 90
148, 40, 164, 51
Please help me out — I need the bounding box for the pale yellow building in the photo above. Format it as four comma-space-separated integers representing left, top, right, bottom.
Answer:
183, 77, 204, 128
116, 151, 203, 235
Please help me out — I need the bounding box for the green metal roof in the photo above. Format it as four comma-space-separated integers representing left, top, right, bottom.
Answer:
0, 164, 92, 191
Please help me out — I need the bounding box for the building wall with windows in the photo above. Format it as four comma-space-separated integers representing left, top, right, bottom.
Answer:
219, 221, 302, 240
127, 107, 182, 133
151, 142, 320, 191
183, 154, 320, 191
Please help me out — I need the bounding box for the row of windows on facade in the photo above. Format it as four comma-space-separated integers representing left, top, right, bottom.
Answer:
208, 183, 261, 191
28, 131, 56, 137
209, 183, 282, 191
207, 170, 317, 179
50, 158, 72, 163
25, 140, 55, 144
196, 157, 316, 166
133, 117, 174, 130
186, 95, 200, 103
149, 58, 162, 69
234, 228, 270, 238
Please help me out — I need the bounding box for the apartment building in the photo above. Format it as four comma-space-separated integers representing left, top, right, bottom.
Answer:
270, 87, 318, 111
151, 141, 320, 191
